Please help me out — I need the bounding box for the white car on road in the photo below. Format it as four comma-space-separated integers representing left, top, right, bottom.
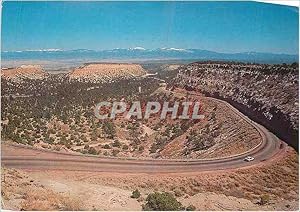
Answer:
244, 156, 255, 162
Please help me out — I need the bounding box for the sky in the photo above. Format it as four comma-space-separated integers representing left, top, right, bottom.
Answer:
2, 1, 299, 54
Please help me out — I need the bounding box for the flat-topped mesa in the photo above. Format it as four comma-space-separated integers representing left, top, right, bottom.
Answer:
1, 65, 48, 82
68, 63, 147, 83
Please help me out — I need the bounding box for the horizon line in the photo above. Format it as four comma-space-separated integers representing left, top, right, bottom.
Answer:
2, 47, 299, 56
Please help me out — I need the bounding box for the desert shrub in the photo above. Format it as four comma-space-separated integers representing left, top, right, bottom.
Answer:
53, 145, 61, 151
122, 144, 129, 150
88, 147, 98, 155
103, 144, 111, 149
173, 189, 183, 197
112, 149, 120, 156
187, 131, 215, 152
81, 149, 88, 154
65, 143, 71, 149
259, 194, 270, 205
112, 140, 121, 148
142, 192, 183, 211
150, 144, 158, 153
150, 136, 167, 153
102, 121, 116, 139
27, 140, 34, 146
131, 189, 141, 199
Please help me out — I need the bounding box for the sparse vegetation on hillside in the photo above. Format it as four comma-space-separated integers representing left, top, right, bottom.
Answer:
131, 189, 141, 199
0, 62, 280, 160
142, 192, 184, 211
174, 62, 299, 149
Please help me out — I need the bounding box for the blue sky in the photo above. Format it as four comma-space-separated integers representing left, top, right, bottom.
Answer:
2, 1, 299, 54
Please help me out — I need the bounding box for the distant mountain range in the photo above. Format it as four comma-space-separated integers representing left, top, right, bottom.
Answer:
2, 48, 298, 64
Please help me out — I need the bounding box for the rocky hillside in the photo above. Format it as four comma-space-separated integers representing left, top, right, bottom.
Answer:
172, 62, 299, 149
68, 63, 146, 83
1, 65, 48, 82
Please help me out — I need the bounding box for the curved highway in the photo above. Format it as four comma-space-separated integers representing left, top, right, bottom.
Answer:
1, 93, 286, 173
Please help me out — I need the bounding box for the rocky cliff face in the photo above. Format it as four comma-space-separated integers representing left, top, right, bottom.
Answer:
172, 62, 299, 149
68, 63, 146, 83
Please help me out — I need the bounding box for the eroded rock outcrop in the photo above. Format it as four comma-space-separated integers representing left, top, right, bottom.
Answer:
172, 62, 299, 149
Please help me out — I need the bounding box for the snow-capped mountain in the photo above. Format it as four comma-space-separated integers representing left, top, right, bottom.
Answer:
2, 48, 298, 64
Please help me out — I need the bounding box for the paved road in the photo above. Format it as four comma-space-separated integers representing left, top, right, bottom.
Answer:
1, 94, 285, 173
